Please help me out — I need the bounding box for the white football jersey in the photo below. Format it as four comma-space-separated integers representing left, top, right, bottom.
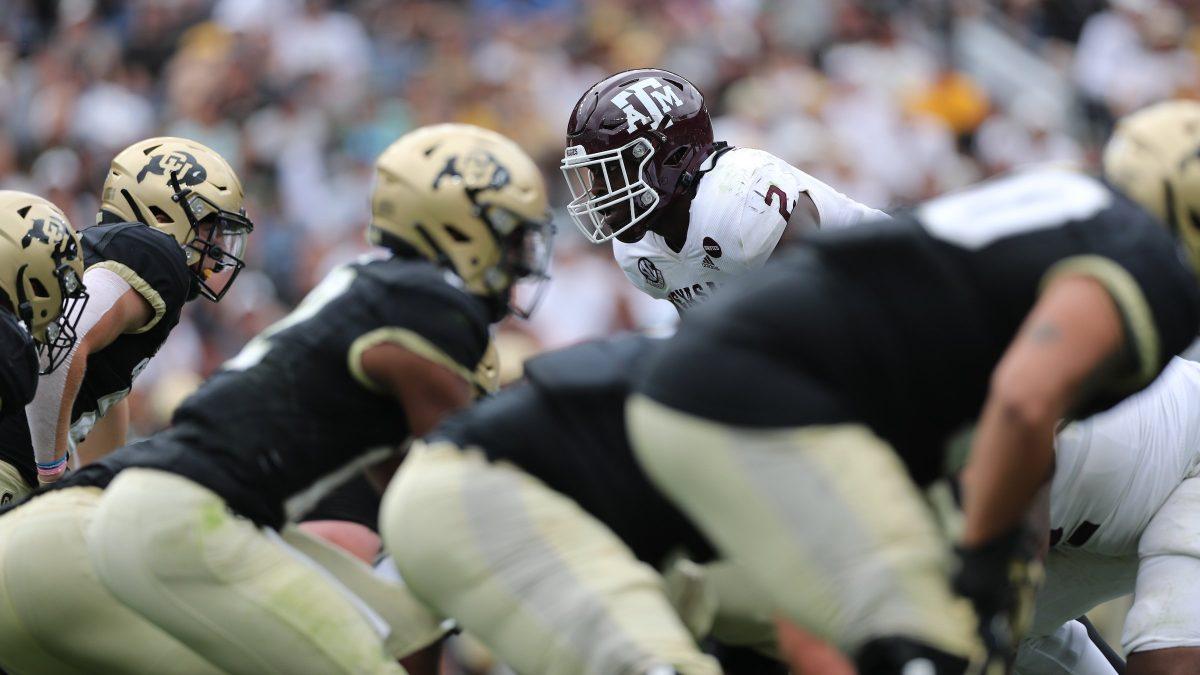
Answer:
612, 148, 887, 311
1050, 357, 1200, 556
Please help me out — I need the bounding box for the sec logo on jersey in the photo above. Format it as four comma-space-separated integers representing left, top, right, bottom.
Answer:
637, 257, 666, 290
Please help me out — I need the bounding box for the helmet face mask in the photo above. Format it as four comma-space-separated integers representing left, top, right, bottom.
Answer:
39, 267, 88, 374
562, 137, 660, 243
481, 203, 555, 318
166, 169, 254, 302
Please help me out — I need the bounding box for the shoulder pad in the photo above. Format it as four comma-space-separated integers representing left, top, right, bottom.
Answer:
524, 333, 661, 394
82, 222, 192, 331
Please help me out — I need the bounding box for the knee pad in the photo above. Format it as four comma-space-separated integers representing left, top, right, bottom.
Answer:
855, 637, 970, 675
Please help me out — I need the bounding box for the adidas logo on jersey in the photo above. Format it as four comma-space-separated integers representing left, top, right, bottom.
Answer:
701, 255, 719, 270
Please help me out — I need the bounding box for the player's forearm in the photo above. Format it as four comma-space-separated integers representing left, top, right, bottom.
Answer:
27, 343, 86, 466
961, 397, 1057, 546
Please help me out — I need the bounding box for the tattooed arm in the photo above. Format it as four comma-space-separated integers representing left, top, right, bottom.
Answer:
961, 275, 1126, 546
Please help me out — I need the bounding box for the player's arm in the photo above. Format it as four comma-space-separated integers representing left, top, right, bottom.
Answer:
960, 274, 1125, 546
358, 341, 474, 490
774, 192, 820, 249
29, 270, 152, 482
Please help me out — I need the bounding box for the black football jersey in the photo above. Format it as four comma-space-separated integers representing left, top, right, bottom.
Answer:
432, 334, 717, 566
0, 222, 191, 488
0, 311, 37, 422
639, 169, 1200, 486
72, 221, 192, 434
0, 313, 38, 487
95, 255, 492, 528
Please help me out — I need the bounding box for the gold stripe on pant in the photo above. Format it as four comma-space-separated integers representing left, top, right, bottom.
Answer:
627, 394, 981, 662
0, 487, 222, 675
87, 468, 406, 675
381, 440, 721, 675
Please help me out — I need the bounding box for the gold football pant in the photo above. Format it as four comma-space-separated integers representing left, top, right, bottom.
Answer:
0, 487, 222, 675
381, 441, 722, 675
87, 468, 407, 675
626, 395, 981, 662
0, 458, 31, 505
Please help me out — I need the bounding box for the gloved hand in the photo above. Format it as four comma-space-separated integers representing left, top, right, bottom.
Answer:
953, 528, 1044, 674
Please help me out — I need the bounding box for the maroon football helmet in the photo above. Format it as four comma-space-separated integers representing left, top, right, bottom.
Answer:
561, 69, 717, 243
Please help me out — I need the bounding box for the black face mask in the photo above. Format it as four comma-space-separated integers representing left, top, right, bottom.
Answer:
167, 170, 255, 302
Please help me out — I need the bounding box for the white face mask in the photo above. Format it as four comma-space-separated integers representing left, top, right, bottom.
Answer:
560, 137, 660, 243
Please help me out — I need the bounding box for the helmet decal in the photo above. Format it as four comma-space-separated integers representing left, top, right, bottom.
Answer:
611, 77, 684, 133
637, 257, 666, 290
433, 150, 512, 197
137, 150, 208, 186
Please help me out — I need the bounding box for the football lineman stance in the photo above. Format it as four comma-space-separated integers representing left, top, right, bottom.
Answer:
1015, 356, 1200, 675
626, 100, 1200, 673
561, 68, 886, 312
0, 191, 88, 502
383, 334, 784, 675
0, 137, 253, 501
58, 124, 550, 675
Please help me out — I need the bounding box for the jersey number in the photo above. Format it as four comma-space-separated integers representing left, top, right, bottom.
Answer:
765, 184, 792, 222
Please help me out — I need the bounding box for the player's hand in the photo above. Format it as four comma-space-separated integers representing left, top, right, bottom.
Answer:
953, 528, 1043, 673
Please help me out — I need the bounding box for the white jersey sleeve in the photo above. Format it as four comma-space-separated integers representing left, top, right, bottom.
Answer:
26, 266, 133, 464
612, 147, 888, 310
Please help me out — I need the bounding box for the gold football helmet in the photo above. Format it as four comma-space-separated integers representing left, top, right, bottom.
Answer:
100, 137, 254, 301
369, 124, 554, 319
1104, 100, 1200, 273
0, 191, 88, 372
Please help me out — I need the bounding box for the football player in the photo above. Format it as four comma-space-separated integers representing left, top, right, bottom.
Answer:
1014, 355, 1200, 675
561, 68, 886, 313
64, 124, 550, 675
625, 100, 1200, 673
0, 190, 88, 503
382, 334, 784, 675
0, 137, 253, 501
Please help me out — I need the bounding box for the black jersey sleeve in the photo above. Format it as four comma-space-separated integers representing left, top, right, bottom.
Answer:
523, 333, 661, 395
82, 222, 192, 334
348, 262, 492, 392
1045, 212, 1200, 412
0, 312, 37, 420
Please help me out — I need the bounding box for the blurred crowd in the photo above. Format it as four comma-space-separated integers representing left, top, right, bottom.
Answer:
1, 0, 1197, 442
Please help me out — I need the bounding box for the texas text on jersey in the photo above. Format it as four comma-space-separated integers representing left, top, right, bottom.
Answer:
614, 148, 887, 311
70, 253, 490, 528
639, 167, 1200, 486
0, 221, 191, 490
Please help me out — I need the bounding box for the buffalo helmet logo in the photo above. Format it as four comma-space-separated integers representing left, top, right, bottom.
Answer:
137, 151, 208, 186
637, 257, 666, 290
21, 217, 76, 264
433, 150, 511, 196
611, 77, 685, 134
